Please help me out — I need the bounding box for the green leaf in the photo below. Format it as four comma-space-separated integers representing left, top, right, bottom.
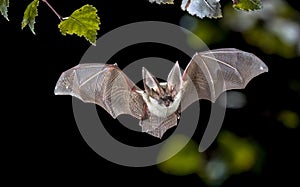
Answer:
22, 0, 40, 35
232, 0, 262, 11
58, 5, 100, 45
0, 0, 9, 21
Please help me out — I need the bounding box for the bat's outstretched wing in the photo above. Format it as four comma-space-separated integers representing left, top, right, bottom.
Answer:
54, 63, 145, 119
181, 48, 268, 111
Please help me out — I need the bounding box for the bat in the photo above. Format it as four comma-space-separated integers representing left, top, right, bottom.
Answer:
54, 48, 268, 138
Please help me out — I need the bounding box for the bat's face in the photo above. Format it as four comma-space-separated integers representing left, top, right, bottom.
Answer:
142, 62, 182, 117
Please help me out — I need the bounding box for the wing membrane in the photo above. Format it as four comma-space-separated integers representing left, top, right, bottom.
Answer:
54, 63, 145, 119
181, 48, 268, 111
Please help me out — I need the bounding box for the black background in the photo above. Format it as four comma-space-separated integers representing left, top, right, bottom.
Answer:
3, 0, 299, 186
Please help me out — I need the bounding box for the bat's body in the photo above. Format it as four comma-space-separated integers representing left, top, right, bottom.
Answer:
140, 82, 182, 118
55, 49, 268, 138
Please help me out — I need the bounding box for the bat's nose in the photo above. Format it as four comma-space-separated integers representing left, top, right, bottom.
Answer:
164, 101, 170, 107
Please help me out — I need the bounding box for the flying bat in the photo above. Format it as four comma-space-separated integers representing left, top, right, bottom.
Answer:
54, 48, 268, 138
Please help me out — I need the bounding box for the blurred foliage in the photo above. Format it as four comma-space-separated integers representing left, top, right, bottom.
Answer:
157, 135, 203, 175
222, 0, 300, 58
223, 0, 300, 58
180, 0, 300, 58
233, 0, 262, 11
277, 110, 299, 129
179, 14, 227, 47
217, 131, 262, 173
170, 1, 299, 185
158, 131, 263, 186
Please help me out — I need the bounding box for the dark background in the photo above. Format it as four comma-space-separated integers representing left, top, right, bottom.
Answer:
3, 0, 299, 186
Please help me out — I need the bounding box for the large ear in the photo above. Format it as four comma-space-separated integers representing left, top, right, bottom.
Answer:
143, 67, 161, 94
167, 61, 182, 93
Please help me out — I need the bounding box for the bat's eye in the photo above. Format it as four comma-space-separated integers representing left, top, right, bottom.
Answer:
151, 88, 158, 95
152, 87, 163, 96
149, 88, 161, 101
151, 87, 158, 94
